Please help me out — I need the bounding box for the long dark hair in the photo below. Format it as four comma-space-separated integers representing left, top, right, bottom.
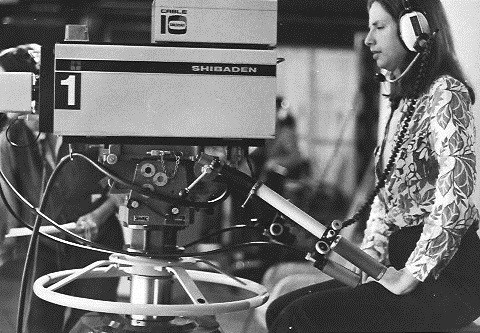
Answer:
367, 0, 475, 106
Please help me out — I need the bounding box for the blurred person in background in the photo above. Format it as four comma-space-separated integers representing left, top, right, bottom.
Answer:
0, 44, 124, 333
250, 96, 309, 197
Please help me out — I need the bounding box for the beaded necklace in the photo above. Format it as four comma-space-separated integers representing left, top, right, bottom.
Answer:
342, 35, 432, 229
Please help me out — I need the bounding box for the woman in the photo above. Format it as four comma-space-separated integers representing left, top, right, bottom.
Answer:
265, 0, 480, 332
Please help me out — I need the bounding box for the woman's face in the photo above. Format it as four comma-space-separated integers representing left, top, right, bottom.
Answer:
364, 1, 408, 72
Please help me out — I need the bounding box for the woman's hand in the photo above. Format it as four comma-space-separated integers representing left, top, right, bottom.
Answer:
75, 213, 99, 241
355, 248, 382, 284
366, 266, 420, 295
74, 195, 122, 241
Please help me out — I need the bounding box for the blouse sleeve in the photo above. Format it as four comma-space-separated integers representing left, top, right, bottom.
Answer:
405, 77, 478, 281
360, 194, 391, 265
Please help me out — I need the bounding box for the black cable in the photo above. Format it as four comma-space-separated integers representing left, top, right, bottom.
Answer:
5, 118, 41, 148
15, 145, 64, 333
0, 169, 117, 253
0, 145, 298, 332
342, 102, 414, 229
7, 153, 285, 332
0, 172, 35, 230
0, 154, 242, 259
0, 148, 274, 259
0, 169, 110, 250
14, 148, 121, 333
1, 156, 303, 333
181, 224, 266, 249
0, 148, 290, 258
0, 154, 117, 250
205, 240, 306, 259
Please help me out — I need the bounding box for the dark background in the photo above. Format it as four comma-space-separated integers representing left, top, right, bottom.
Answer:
0, 0, 369, 48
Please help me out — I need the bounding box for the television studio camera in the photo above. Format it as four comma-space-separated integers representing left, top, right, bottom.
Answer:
0, 0, 387, 332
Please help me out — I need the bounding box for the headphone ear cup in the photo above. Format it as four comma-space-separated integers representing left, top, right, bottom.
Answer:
399, 11, 431, 52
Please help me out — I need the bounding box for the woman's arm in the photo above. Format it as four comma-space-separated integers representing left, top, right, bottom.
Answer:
404, 77, 478, 281
360, 195, 390, 264
75, 194, 123, 241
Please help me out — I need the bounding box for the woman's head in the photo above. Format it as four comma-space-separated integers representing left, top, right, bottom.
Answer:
364, 1, 409, 73
365, 0, 474, 103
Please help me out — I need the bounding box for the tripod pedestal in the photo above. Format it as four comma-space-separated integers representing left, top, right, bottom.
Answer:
33, 254, 269, 332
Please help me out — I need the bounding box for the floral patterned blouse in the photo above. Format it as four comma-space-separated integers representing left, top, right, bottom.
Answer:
360, 75, 479, 282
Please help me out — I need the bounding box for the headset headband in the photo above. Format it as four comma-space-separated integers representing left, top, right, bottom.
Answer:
403, 0, 413, 11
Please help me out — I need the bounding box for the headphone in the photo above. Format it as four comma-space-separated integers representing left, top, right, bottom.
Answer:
398, 0, 431, 52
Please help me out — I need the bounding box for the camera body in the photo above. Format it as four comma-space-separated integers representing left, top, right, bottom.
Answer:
39, 42, 277, 144
1, 0, 278, 252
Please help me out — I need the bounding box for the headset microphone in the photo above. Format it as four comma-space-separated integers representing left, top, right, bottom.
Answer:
374, 52, 421, 83
375, 73, 387, 83
374, 26, 437, 84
